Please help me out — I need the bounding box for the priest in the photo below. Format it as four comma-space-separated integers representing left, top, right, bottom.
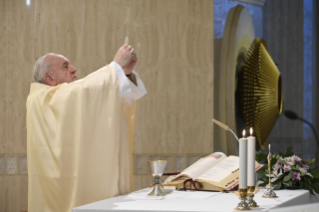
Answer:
26, 44, 146, 212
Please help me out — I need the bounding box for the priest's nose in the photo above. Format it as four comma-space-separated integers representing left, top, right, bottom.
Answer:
71, 65, 77, 73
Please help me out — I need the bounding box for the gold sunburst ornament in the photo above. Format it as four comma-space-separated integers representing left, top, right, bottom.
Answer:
236, 38, 283, 150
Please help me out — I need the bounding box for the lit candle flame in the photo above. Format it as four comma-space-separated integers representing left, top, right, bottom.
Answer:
250, 127, 253, 136
242, 129, 246, 137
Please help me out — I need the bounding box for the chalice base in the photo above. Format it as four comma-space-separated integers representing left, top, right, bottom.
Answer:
148, 184, 165, 196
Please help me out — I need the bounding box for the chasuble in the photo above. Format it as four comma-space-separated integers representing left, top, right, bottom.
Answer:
26, 63, 146, 212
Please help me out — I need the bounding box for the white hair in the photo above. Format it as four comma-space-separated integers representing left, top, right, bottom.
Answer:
33, 53, 58, 84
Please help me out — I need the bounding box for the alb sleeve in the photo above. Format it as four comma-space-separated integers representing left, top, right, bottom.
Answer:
110, 61, 131, 98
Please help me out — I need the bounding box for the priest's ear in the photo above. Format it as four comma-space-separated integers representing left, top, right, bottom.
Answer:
44, 74, 57, 86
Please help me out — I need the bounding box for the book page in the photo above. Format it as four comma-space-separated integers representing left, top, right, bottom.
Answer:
170, 152, 227, 181
197, 156, 239, 182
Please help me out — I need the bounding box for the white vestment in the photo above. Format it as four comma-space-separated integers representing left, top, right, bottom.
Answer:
26, 62, 146, 212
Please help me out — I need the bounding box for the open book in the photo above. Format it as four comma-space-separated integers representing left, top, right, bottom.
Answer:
165, 152, 262, 191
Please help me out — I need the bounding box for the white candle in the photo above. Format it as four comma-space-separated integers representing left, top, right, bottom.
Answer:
247, 127, 256, 187
239, 130, 248, 189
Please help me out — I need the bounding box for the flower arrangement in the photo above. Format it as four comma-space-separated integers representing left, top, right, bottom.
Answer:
256, 147, 319, 196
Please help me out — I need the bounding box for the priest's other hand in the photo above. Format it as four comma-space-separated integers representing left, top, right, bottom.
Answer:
113, 44, 136, 74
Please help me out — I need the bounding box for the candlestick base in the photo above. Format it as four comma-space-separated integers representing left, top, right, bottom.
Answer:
234, 197, 252, 211
246, 194, 258, 207
232, 189, 251, 211
246, 186, 260, 207
262, 184, 278, 198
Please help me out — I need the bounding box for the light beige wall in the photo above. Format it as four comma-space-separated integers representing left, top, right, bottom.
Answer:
0, 0, 214, 210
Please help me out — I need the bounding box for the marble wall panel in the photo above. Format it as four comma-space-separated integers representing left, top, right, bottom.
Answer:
6, 0, 36, 154
188, 155, 201, 166
162, 155, 174, 173
135, 155, 149, 174
0, 176, 28, 212
149, 155, 162, 161
133, 174, 155, 191
6, 155, 18, 175
175, 155, 187, 172
0, 0, 8, 155
19, 156, 28, 175
0, 156, 5, 174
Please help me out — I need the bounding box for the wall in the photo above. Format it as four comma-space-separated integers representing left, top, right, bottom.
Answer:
262, 0, 317, 158
0, 0, 215, 210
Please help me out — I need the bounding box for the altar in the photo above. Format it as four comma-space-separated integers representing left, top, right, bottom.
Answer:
72, 188, 318, 212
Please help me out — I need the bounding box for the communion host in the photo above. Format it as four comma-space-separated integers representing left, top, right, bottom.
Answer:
26, 44, 146, 212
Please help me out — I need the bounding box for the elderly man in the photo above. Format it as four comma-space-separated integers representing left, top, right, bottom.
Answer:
26, 44, 146, 212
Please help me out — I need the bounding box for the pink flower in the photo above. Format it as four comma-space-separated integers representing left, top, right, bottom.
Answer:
273, 162, 282, 170
293, 172, 301, 180
283, 164, 291, 172
293, 155, 302, 163
301, 163, 309, 170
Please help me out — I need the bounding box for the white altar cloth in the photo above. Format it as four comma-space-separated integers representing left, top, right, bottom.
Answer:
72, 188, 315, 212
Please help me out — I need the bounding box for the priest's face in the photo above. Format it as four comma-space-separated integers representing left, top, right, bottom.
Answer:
44, 54, 78, 86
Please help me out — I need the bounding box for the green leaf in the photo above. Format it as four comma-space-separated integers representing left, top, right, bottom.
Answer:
271, 158, 277, 166
285, 181, 292, 187
283, 175, 291, 182
279, 146, 293, 157
256, 152, 268, 163
257, 180, 267, 187
312, 173, 319, 179
257, 170, 265, 175
273, 181, 282, 190
305, 159, 312, 165
288, 172, 293, 178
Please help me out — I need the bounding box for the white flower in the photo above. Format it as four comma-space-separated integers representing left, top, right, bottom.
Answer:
269, 169, 283, 182
296, 165, 306, 174
278, 156, 286, 163
285, 156, 295, 166
305, 172, 313, 178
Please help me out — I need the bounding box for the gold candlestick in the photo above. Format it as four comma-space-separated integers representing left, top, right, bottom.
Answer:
262, 144, 278, 198
268, 145, 272, 186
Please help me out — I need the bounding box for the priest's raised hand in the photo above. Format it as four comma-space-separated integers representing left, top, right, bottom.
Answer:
113, 44, 138, 75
